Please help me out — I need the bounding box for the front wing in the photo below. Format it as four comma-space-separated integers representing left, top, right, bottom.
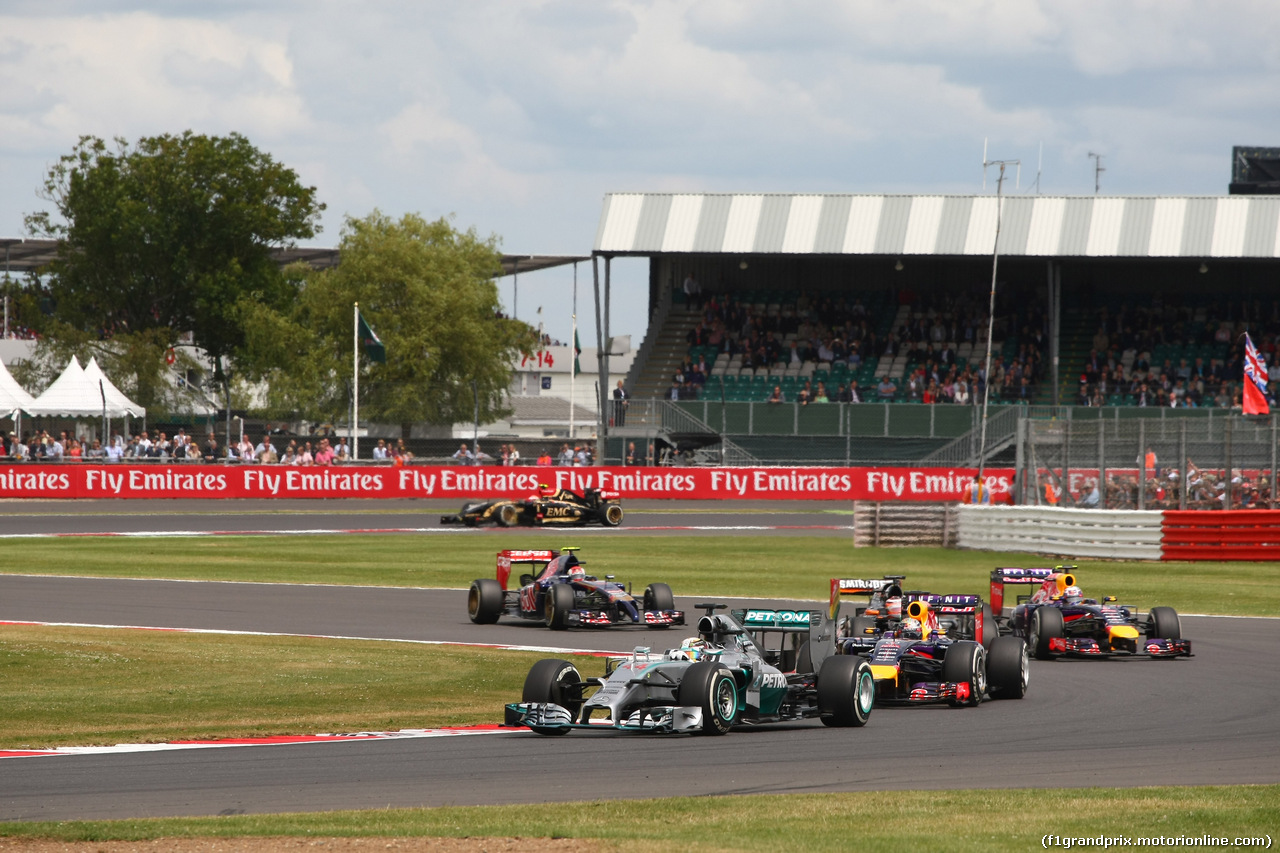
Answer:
565, 609, 684, 628
504, 701, 704, 734
1047, 637, 1193, 658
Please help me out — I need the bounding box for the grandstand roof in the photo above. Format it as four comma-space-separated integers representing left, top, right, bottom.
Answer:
594, 193, 1280, 260
0, 238, 583, 277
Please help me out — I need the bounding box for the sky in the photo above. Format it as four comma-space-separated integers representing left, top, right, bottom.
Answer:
2, 1, 1279, 347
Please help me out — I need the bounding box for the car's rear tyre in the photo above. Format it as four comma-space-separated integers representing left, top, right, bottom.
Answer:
601, 503, 624, 526
497, 503, 521, 527
986, 635, 1028, 700
467, 578, 503, 624
545, 583, 574, 631
848, 615, 877, 639
643, 582, 674, 613
677, 661, 738, 735
1146, 606, 1180, 640
981, 601, 999, 649
941, 640, 986, 707
817, 655, 874, 727
1028, 606, 1065, 660
522, 658, 583, 735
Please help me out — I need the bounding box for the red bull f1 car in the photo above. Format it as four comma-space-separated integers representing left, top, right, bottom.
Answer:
832, 578, 1028, 706
441, 485, 623, 527
990, 567, 1192, 660
467, 547, 682, 630
504, 599, 874, 735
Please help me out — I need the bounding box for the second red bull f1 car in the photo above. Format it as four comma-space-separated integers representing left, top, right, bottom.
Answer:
990, 567, 1192, 660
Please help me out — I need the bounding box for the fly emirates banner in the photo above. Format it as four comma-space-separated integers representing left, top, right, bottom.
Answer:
0, 465, 1013, 501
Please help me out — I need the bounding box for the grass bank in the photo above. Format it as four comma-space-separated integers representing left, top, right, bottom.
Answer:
2, 535, 1278, 616
2, 787, 1276, 851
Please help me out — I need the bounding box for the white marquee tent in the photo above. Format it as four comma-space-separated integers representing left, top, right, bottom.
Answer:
27, 356, 146, 419
0, 357, 35, 418
82, 357, 146, 418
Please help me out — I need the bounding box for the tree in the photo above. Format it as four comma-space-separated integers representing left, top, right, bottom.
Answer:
247, 211, 536, 434
24, 132, 324, 406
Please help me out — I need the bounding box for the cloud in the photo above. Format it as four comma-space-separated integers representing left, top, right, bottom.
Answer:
0, 11, 309, 155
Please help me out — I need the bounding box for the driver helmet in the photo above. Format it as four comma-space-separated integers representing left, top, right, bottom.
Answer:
899, 617, 923, 639
885, 597, 903, 620
567, 566, 586, 581
537, 483, 555, 497
1063, 585, 1083, 605
678, 636, 709, 661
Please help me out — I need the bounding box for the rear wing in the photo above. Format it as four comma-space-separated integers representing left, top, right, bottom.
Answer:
988, 566, 1073, 612
904, 593, 982, 613
739, 609, 819, 632
832, 576, 905, 615
496, 549, 558, 590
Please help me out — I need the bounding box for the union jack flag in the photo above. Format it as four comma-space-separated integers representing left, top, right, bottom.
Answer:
1243, 332, 1270, 415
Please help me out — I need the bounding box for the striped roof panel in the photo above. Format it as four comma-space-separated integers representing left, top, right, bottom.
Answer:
594, 193, 1280, 259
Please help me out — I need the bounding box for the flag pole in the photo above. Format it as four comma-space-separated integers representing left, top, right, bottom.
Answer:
353, 302, 360, 461
570, 313, 576, 443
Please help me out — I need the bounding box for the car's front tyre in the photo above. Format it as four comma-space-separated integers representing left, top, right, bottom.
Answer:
545, 582, 574, 631
521, 659, 584, 735
941, 640, 986, 707
677, 661, 738, 735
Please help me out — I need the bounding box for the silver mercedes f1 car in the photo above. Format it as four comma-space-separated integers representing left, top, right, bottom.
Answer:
504, 590, 875, 736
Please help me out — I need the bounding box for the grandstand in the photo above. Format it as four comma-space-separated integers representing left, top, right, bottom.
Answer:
590, 192, 1280, 467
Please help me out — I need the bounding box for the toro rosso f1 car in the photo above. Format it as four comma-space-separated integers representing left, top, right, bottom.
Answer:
833, 578, 1028, 706
504, 595, 874, 735
468, 547, 683, 630
991, 567, 1192, 660
441, 485, 623, 528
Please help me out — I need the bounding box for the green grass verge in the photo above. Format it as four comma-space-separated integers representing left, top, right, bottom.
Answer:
3, 534, 1279, 616
1, 787, 1276, 851
0, 625, 595, 748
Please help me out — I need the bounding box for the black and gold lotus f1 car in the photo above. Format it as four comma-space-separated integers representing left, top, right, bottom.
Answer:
440, 485, 624, 528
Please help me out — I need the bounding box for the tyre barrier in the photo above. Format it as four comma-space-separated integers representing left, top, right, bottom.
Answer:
956, 506, 1280, 562
1161, 510, 1280, 561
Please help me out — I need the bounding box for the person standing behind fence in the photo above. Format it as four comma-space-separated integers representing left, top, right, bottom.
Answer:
962, 475, 991, 505
613, 380, 629, 426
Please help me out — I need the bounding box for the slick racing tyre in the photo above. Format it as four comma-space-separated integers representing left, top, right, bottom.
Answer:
521, 659, 584, 735
467, 578, 503, 624
817, 655, 874, 727
1146, 606, 1181, 640
600, 503, 624, 527
1028, 606, 1065, 660
677, 661, 738, 735
941, 640, 986, 707
545, 582, 574, 631
986, 635, 1029, 700
643, 582, 675, 613
497, 503, 521, 527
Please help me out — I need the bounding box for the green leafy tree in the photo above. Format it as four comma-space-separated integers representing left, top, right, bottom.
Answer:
24, 132, 324, 406
248, 211, 537, 435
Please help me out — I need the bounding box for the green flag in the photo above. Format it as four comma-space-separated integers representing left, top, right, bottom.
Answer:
358, 310, 386, 364
573, 329, 582, 376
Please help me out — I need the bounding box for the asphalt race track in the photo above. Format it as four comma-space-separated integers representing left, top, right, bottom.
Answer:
0, 498, 855, 538
1, 501, 1278, 821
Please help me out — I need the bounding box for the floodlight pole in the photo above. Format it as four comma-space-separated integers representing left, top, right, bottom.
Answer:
977, 159, 1018, 484
1088, 152, 1105, 195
